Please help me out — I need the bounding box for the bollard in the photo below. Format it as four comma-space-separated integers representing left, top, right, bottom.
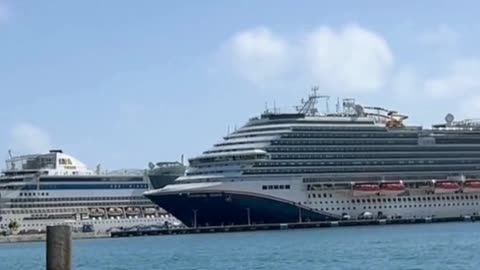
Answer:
46, 225, 72, 270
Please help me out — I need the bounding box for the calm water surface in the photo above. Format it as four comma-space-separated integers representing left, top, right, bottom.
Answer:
1, 222, 479, 270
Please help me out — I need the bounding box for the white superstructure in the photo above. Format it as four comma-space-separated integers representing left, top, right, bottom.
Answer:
0, 150, 179, 234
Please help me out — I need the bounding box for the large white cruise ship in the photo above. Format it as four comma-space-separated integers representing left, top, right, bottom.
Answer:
145, 88, 480, 227
0, 150, 183, 234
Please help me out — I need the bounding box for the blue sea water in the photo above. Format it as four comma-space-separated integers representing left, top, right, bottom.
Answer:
1, 222, 479, 270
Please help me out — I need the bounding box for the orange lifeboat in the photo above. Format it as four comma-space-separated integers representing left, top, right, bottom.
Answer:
379, 181, 405, 196
434, 181, 460, 194
353, 183, 380, 196
463, 180, 480, 193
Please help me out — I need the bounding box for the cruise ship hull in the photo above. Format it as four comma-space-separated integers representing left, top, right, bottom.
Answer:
145, 179, 480, 227
145, 189, 337, 227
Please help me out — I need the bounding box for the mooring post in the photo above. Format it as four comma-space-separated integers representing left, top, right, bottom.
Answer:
46, 225, 72, 270
193, 209, 198, 228
298, 207, 302, 223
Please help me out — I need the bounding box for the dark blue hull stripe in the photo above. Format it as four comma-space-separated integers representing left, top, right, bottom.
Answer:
145, 190, 340, 227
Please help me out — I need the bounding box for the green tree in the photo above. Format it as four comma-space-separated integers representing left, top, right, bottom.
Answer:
8, 220, 19, 232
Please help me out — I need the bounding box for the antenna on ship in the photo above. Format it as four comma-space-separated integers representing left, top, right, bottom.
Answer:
295, 86, 330, 116
325, 96, 330, 113
445, 113, 455, 126
148, 162, 155, 170
7, 149, 15, 171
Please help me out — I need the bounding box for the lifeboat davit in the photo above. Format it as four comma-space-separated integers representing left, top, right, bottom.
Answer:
353, 183, 380, 196
379, 181, 405, 196
434, 181, 460, 194
463, 180, 480, 193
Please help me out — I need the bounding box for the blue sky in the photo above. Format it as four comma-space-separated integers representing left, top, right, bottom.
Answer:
1, 1, 480, 169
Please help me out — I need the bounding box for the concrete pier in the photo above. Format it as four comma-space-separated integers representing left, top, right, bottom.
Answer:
0, 231, 109, 244
110, 215, 480, 238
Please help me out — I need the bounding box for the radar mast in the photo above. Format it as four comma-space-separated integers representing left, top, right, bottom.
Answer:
295, 87, 330, 116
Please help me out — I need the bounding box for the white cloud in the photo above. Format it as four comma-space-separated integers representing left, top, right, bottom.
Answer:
221, 24, 480, 124
10, 123, 52, 154
225, 26, 291, 85
419, 24, 459, 46
304, 25, 394, 94
424, 59, 480, 98
222, 25, 394, 93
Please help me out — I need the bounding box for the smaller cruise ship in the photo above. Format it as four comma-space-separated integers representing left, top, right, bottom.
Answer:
0, 150, 184, 234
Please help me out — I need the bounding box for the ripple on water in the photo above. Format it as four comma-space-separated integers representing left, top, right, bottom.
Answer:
1, 223, 479, 270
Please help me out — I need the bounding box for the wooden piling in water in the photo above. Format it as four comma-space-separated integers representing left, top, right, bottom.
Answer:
46, 225, 72, 270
